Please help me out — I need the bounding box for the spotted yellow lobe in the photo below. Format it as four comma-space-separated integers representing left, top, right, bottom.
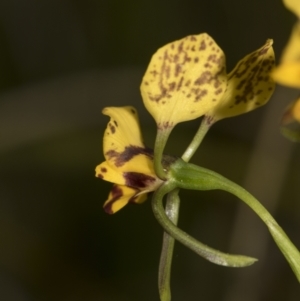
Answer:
272, 23, 300, 87
141, 33, 227, 128
207, 39, 275, 122
101, 106, 155, 176
95, 161, 126, 186
103, 184, 147, 214
284, 0, 300, 17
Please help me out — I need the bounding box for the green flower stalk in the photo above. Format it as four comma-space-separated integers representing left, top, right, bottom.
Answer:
167, 159, 300, 281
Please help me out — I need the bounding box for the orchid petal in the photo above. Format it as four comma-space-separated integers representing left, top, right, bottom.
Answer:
208, 39, 275, 122
103, 184, 147, 214
272, 23, 300, 87
95, 161, 126, 186
102, 106, 156, 176
284, 0, 300, 17
141, 33, 227, 129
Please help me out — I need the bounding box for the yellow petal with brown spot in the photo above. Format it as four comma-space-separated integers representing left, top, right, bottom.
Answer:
95, 161, 126, 186
102, 106, 144, 153
102, 106, 155, 176
284, 0, 300, 17
141, 33, 227, 128
103, 184, 147, 214
208, 39, 275, 122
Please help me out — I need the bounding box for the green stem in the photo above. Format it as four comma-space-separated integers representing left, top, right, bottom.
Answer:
171, 161, 300, 282
158, 189, 180, 301
182, 116, 211, 162
158, 117, 212, 300
152, 182, 258, 267
154, 127, 173, 180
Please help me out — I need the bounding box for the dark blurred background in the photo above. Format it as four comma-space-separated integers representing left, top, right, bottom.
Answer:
0, 0, 300, 300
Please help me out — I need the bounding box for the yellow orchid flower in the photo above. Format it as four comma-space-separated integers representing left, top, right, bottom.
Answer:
272, 0, 300, 87
272, 22, 300, 87
284, 0, 300, 17
95, 106, 163, 214
141, 33, 227, 130
206, 39, 275, 123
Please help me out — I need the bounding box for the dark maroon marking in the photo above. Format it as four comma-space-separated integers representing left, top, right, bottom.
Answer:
130, 108, 136, 114
113, 120, 118, 127
169, 82, 176, 91
177, 76, 184, 91
191, 45, 196, 51
194, 71, 212, 85
104, 185, 124, 214
124, 172, 156, 188
175, 64, 181, 77
195, 89, 208, 101
190, 36, 197, 41
194, 57, 199, 63
109, 123, 116, 134
199, 40, 206, 50
128, 195, 138, 204
236, 79, 246, 90
150, 69, 158, 77
214, 88, 223, 95
262, 59, 270, 67
165, 65, 170, 78
106, 145, 154, 167
207, 54, 217, 63
178, 42, 184, 53
205, 115, 215, 125
158, 121, 174, 130
97, 174, 104, 179
101, 167, 107, 172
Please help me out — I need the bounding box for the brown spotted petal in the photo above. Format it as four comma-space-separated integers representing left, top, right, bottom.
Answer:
96, 106, 163, 213
102, 106, 157, 177
95, 161, 126, 186
207, 39, 275, 122
141, 33, 227, 129
103, 184, 147, 214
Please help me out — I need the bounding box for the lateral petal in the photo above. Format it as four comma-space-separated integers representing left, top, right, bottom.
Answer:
103, 185, 147, 214
102, 106, 155, 175
207, 39, 275, 122
95, 161, 126, 185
